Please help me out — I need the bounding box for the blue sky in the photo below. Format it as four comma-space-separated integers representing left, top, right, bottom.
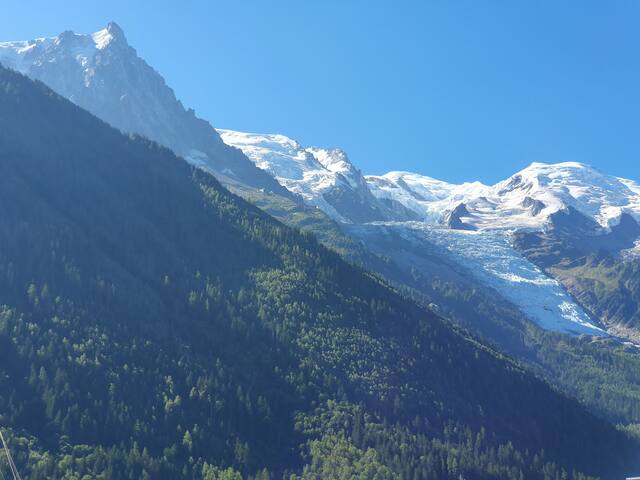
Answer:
2, 0, 639, 183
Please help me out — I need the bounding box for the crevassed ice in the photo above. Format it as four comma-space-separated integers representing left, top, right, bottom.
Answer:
386, 222, 606, 336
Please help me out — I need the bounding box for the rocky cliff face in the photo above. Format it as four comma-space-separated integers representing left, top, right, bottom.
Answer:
0, 22, 291, 196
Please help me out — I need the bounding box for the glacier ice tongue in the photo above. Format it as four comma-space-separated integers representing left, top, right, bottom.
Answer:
375, 222, 607, 336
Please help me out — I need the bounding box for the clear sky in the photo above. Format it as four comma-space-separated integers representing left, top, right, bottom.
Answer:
2, 0, 639, 183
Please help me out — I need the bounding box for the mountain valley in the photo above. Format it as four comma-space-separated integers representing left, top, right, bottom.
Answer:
2, 22, 640, 479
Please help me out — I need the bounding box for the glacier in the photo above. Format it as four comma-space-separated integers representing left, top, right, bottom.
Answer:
351, 223, 606, 336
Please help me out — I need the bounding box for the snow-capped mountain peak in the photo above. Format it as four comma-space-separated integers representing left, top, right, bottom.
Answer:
0, 22, 127, 75
0, 22, 215, 148
365, 171, 490, 223
217, 129, 363, 185
218, 129, 388, 223
91, 22, 126, 49
493, 161, 640, 229
218, 123, 640, 231
364, 162, 640, 231
0, 24, 291, 197
306, 147, 360, 184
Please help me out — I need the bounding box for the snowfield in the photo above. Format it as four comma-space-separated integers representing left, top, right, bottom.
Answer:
220, 127, 640, 232
218, 129, 374, 222
0, 24, 120, 76
366, 162, 640, 230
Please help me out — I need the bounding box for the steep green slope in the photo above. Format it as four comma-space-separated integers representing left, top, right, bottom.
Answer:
514, 209, 640, 340
0, 67, 636, 479
245, 188, 640, 428
224, 182, 370, 260
349, 224, 640, 427
548, 256, 640, 339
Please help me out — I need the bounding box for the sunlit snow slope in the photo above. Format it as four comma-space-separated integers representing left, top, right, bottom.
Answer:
217, 130, 357, 220
217, 129, 390, 223
366, 162, 640, 230
221, 128, 640, 232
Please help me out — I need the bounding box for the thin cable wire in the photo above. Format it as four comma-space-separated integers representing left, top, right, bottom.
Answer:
0, 430, 20, 480
0, 431, 14, 480
0, 429, 21, 480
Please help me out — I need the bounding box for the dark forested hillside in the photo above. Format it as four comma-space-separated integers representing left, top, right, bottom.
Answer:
243, 185, 640, 429
0, 66, 637, 479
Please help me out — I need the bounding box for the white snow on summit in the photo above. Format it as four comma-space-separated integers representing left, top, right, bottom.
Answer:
366, 171, 489, 225
214, 127, 640, 337
0, 23, 122, 77
4, 23, 635, 339
366, 162, 640, 230
217, 129, 621, 336
217, 125, 640, 232
0, 39, 43, 73
0, 23, 293, 205
218, 129, 369, 221
91, 26, 118, 50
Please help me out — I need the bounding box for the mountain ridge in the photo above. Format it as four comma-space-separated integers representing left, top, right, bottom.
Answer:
5, 24, 637, 236
6, 23, 640, 343
222, 127, 640, 232
0, 23, 293, 199
217, 129, 412, 223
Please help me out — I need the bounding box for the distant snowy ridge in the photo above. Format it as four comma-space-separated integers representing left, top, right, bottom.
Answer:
365, 171, 489, 225
218, 129, 393, 223
219, 130, 640, 338
219, 129, 640, 231
6, 24, 635, 233
366, 162, 640, 231
218, 130, 355, 220
0, 22, 225, 159
0, 22, 119, 60
4, 24, 635, 340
